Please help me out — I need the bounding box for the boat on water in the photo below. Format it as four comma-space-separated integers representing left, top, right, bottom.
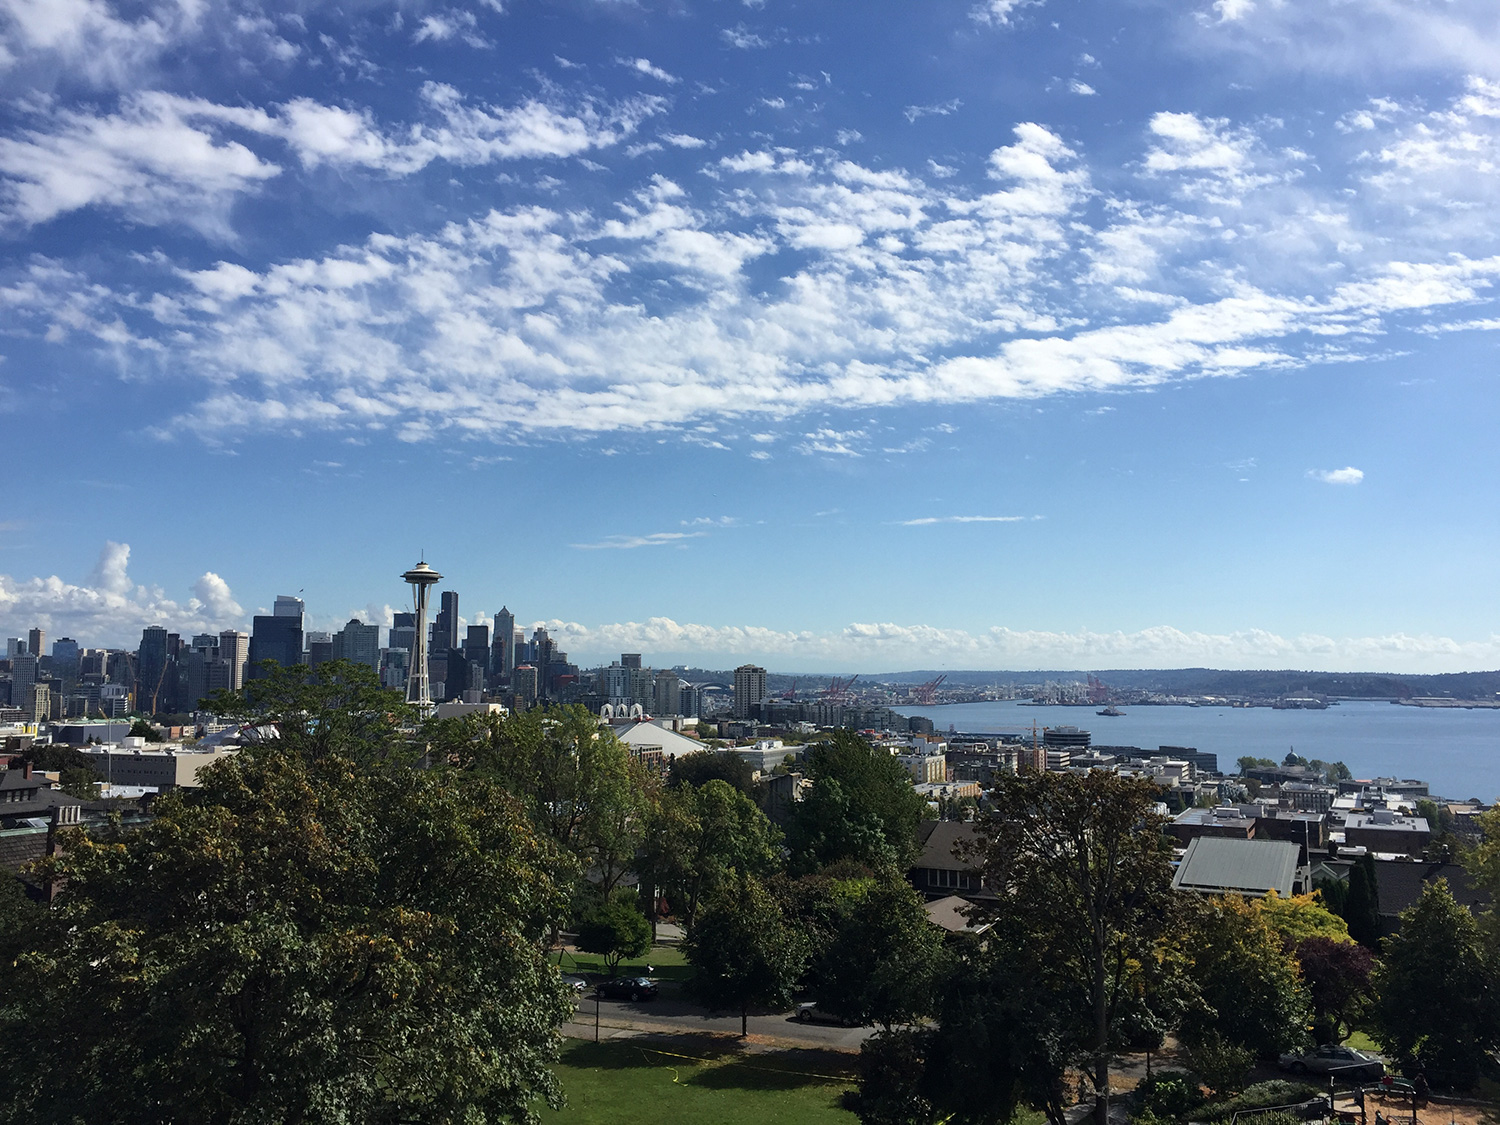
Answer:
1096, 705, 1125, 717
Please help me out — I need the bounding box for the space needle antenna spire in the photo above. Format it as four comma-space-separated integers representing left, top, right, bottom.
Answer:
401, 559, 442, 719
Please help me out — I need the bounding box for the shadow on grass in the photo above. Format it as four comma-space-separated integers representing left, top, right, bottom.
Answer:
686, 1049, 857, 1093
559, 1037, 745, 1073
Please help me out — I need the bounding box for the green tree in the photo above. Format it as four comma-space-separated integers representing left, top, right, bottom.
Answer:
1342, 854, 1381, 948
58, 766, 100, 799
436, 705, 644, 897
203, 658, 411, 765
0, 743, 575, 1124
683, 876, 808, 1037
973, 770, 1178, 1125
1178, 895, 1309, 1061
814, 878, 944, 1029
128, 717, 164, 742
638, 779, 781, 931
789, 731, 926, 874
1372, 879, 1500, 1090
1465, 805, 1500, 947
668, 749, 755, 793
575, 898, 651, 976
1236, 757, 1276, 774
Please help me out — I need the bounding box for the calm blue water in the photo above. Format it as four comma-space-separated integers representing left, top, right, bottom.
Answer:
893, 699, 1500, 802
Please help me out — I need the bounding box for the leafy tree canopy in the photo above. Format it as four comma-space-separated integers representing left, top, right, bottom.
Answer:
668, 749, 755, 793
789, 731, 926, 874
683, 876, 808, 1037
0, 742, 576, 1125
1373, 879, 1500, 1090
1252, 891, 1352, 948
813, 878, 944, 1030
575, 898, 651, 976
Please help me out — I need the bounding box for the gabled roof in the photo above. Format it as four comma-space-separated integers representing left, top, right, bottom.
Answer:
924, 894, 989, 934
1172, 836, 1300, 897
1373, 860, 1490, 918
913, 820, 982, 872
611, 721, 705, 760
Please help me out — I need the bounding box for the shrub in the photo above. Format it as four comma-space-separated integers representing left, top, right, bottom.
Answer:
1134, 1070, 1204, 1122
1200, 1080, 1321, 1121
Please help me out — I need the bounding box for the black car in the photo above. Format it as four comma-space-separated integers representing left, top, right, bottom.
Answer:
594, 976, 659, 1001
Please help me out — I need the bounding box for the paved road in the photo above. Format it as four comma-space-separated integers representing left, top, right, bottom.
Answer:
567, 989, 872, 1050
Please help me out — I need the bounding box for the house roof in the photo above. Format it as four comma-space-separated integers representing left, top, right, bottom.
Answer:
1172, 836, 1300, 897
1373, 860, 1490, 919
913, 820, 983, 873
924, 894, 989, 933
611, 721, 705, 760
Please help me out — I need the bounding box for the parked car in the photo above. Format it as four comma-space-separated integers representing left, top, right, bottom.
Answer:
1277, 1044, 1384, 1081
795, 1001, 858, 1027
594, 976, 659, 1001
560, 975, 589, 994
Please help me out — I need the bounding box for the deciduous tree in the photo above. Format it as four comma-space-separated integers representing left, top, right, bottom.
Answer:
1373, 879, 1499, 1090
575, 898, 651, 976
0, 742, 575, 1124
814, 878, 944, 1029
789, 731, 927, 874
683, 876, 808, 1037
973, 770, 1178, 1125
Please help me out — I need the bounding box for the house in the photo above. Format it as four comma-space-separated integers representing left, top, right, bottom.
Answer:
1372, 860, 1490, 937
1166, 805, 1258, 845
1171, 836, 1306, 898
923, 894, 990, 935
910, 821, 985, 897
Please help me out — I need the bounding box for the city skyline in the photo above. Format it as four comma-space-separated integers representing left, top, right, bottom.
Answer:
3, 1, 1500, 672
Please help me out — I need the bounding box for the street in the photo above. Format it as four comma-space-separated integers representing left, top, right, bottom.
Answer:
566, 989, 873, 1050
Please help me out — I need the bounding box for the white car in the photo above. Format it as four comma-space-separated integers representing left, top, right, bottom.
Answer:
795, 1001, 859, 1027
560, 974, 590, 994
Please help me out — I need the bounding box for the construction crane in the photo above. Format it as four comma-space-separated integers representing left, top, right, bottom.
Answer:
820, 674, 860, 703
777, 679, 799, 701
911, 674, 946, 705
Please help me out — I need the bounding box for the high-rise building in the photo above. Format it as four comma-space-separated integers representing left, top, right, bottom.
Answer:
380, 648, 410, 692
622, 653, 642, 669
733, 664, 767, 720
10, 653, 37, 711
389, 612, 416, 655
249, 614, 303, 677
219, 631, 249, 691
435, 591, 460, 655
51, 638, 81, 682
27, 627, 44, 662
492, 607, 515, 678
273, 594, 305, 619
5, 638, 23, 659
463, 624, 490, 681
332, 618, 381, 671
512, 664, 538, 708
654, 670, 681, 717
679, 683, 700, 719
136, 626, 170, 713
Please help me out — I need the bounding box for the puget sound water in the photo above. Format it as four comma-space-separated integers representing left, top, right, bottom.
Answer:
892, 698, 1500, 802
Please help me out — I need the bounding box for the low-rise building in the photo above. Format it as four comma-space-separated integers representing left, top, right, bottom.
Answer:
1342, 810, 1430, 857
1171, 836, 1307, 898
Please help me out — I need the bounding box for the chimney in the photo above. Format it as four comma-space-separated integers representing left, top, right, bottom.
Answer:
22, 760, 31, 780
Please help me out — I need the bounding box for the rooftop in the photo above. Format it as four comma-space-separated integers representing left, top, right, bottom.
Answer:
1171, 836, 1301, 898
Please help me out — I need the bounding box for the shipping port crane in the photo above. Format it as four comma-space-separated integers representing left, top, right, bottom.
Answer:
911, 674, 947, 705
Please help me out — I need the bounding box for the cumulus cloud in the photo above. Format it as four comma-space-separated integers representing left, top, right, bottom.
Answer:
531, 615, 1500, 674
0, 85, 666, 228
971, 0, 1045, 28
1308, 466, 1364, 485
0, 541, 247, 643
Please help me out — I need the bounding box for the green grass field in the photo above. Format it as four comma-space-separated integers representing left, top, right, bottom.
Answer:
542, 1038, 855, 1125
556, 944, 694, 984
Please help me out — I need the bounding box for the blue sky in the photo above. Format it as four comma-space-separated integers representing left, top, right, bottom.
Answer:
2, 0, 1499, 672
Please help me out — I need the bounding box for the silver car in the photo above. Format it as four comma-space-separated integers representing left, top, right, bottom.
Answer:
1278, 1044, 1384, 1082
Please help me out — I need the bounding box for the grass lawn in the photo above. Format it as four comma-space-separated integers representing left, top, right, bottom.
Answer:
541, 1038, 855, 1124
556, 944, 694, 984
1344, 1031, 1381, 1053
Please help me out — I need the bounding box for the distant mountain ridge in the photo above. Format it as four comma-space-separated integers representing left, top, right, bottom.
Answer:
864, 668, 1500, 699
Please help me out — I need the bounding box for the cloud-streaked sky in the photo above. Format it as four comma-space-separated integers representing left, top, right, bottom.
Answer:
2, 0, 1498, 672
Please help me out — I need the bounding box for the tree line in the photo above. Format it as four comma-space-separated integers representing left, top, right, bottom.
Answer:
1, 659, 1497, 1124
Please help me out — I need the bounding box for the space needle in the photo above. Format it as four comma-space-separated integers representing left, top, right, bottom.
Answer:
401, 559, 442, 719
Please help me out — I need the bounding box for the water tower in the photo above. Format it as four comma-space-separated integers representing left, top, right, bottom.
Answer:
401, 560, 442, 718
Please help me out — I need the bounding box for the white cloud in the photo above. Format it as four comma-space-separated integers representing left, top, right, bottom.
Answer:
620, 56, 679, 84
570, 531, 706, 550
1068, 79, 1097, 96
412, 10, 489, 48
531, 615, 1500, 674
1308, 466, 1364, 485
899, 515, 1033, 525
0, 541, 248, 643
971, 0, 1045, 28
662, 132, 706, 148
0, 85, 666, 228
903, 98, 962, 123
720, 24, 768, 49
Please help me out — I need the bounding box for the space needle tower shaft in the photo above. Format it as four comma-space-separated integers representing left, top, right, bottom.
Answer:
401, 560, 442, 719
